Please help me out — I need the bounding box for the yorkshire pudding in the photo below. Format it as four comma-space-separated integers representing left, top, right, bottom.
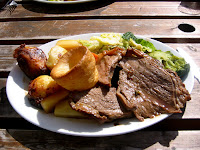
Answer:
51, 46, 98, 91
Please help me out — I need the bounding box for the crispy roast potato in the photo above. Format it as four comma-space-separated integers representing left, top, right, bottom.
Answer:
28, 75, 64, 99
46, 45, 68, 70
41, 89, 69, 113
51, 46, 99, 91
13, 44, 49, 79
54, 99, 86, 118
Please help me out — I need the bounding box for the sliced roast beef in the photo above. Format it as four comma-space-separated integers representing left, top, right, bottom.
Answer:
96, 47, 126, 87
166, 69, 191, 108
117, 49, 191, 121
69, 86, 132, 123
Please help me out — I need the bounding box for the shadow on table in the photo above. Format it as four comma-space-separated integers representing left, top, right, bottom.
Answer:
8, 127, 178, 149
21, 0, 115, 14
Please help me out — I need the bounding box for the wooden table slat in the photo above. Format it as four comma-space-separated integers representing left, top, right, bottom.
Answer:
0, 2, 200, 20
1, 129, 200, 150
0, 19, 199, 41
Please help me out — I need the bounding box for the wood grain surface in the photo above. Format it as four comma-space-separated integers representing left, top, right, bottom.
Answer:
0, 19, 199, 41
1, 129, 200, 150
0, 1, 200, 20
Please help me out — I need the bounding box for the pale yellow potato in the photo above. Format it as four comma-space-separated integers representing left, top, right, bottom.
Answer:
28, 75, 63, 99
51, 46, 98, 91
41, 89, 69, 113
46, 45, 68, 70
54, 99, 86, 118
56, 40, 82, 50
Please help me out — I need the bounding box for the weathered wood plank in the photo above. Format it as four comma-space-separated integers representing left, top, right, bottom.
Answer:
0, 2, 199, 20
1, 129, 199, 150
0, 19, 199, 41
0, 129, 29, 150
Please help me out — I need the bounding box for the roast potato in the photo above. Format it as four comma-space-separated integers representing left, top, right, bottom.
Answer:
54, 99, 86, 118
51, 46, 99, 91
41, 89, 69, 113
46, 45, 68, 70
56, 40, 82, 50
28, 75, 63, 99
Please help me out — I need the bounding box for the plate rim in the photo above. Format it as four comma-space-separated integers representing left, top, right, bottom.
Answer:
33, 0, 96, 4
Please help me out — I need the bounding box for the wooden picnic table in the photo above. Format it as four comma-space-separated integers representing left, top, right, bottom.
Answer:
0, 0, 200, 149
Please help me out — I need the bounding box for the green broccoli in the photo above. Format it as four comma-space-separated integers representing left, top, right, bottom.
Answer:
148, 50, 190, 77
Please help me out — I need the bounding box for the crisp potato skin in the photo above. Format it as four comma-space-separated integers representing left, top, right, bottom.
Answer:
28, 75, 63, 99
13, 44, 49, 79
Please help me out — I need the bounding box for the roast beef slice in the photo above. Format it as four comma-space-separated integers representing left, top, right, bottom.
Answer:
69, 86, 132, 123
117, 50, 191, 121
96, 55, 120, 87
96, 47, 126, 87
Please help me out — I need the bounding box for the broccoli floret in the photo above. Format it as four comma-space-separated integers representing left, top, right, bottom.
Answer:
149, 50, 190, 77
177, 63, 190, 78
149, 50, 172, 62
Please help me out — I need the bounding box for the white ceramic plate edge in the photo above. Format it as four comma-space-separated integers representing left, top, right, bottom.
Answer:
34, 0, 96, 4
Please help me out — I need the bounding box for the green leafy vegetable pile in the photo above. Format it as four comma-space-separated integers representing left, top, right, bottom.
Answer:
122, 32, 189, 78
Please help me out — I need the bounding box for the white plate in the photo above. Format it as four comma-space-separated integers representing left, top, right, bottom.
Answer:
34, 0, 96, 4
6, 33, 194, 137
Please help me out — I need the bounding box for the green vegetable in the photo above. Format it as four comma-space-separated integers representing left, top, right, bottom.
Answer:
78, 40, 102, 53
122, 32, 137, 41
122, 32, 156, 52
135, 38, 156, 52
90, 33, 123, 46
129, 38, 143, 51
177, 63, 190, 78
79, 33, 124, 54
148, 50, 190, 77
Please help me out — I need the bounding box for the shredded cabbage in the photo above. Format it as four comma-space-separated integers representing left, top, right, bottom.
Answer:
80, 33, 124, 53
90, 33, 123, 46
78, 40, 102, 53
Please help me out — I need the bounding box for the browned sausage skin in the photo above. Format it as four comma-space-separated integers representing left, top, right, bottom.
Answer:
13, 44, 49, 79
